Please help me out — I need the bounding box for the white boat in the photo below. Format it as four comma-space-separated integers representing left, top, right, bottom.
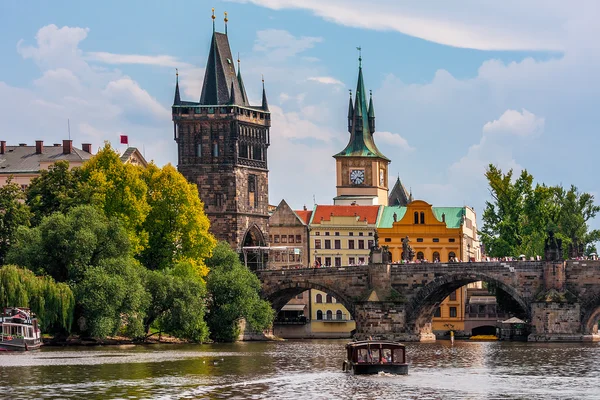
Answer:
0, 307, 42, 351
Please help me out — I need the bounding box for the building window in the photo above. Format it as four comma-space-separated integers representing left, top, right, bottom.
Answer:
326, 294, 333, 303
196, 143, 202, 157
414, 212, 419, 224
334, 240, 341, 249
449, 307, 457, 318
325, 232, 330, 236
433, 238, 440, 243
326, 310, 333, 320
448, 251, 456, 261
248, 175, 258, 208
316, 257, 322, 265
449, 291, 457, 301
295, 234, 302, 243
368, 232, 373, 236
420, 212, 425, 224
315, 239, 321, 249
349, 232, 354, 237
358, 257, 365, 264
315, 232, 320, 236
212, 142, 219, 157
449, 238, 456, 243
335, 232, 340, 236
434, 307, 441, 318
348, 240, 355, 250
281, 236, 287, 243
325, 257, 331, 266
368, 240, 374, 249
325, 240, 331, 249
335, 257, 341, 267
359, 232, 363, 236
433, 251, 440, 262
215, 193, 223, 207
316, 310, 323, 320
417, 251, 424, 260
349, 257, 355, 265
358, 240, 365, 250
274, 235, 280, 243
336, 310, 343, 320
316, 294, 323, 303
288, 235, 294, 243
416, 238, 424, 243
384, 238, 391, 243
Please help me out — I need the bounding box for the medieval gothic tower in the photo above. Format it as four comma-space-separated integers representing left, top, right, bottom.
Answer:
172, 17, 270, 250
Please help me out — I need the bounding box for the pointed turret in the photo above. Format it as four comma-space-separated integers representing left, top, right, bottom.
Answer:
261, 78, 269, 111
236, 58, 248, 105
347, 90, 353, 133
368, 90, 375, 134
173, 69, 181, 105
388, 176, 411, 206
229, 80, 237, 105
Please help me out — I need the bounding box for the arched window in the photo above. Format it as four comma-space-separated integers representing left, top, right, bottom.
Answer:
316, 294, 323, 303
336, 310, 343, 320
433, 251, 440, 262
414, 212, 419, 224
420, 212, 425, 224
326, 310, 333, 320
417, 251, 424, 260
316, 310, 323, 320
448, 251, 456, 262
326, 294, 333, 303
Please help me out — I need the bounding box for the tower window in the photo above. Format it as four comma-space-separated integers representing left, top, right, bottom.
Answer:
414, 212, 419, 224
215, 193, 223, 207
248, 174, 258, 208
196, 143, 202, 158
420, 212, 425, 224
212, 142, 219, 157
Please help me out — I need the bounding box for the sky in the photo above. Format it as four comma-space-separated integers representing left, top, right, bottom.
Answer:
1, 0, 599, 232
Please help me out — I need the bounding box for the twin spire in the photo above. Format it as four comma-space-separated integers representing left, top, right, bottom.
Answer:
174, 9, 268, 111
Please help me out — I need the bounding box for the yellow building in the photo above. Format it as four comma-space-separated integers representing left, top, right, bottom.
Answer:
377, 200, 480, 334
309, 290, 356, 337
309, 204, 382, 267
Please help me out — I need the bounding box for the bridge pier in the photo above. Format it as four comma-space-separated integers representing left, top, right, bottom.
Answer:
354, 302, 435, 342
528, 302, 599, 342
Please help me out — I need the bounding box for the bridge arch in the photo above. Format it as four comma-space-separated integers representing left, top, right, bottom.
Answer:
263, 281, 355, 317
580, 292, 600, 335
405, 271, 530, 334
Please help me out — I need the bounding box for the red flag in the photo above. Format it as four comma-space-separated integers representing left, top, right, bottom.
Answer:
120, 135, 128, 145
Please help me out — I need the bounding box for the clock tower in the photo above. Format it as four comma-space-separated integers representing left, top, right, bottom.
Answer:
333, 56, 390, 206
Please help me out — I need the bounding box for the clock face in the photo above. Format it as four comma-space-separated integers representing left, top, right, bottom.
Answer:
350, 169, 365, 185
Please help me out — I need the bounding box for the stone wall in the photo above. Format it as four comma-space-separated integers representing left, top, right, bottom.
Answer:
528, 302, 584, 341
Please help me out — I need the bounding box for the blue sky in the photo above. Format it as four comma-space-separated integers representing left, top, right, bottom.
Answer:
1, 0, 599, 233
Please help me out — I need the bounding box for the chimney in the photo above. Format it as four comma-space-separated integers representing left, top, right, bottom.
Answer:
81, 143, 92, 154
35, 140, 43, 155
63, 139, 73, 155
0, 141, 5, 155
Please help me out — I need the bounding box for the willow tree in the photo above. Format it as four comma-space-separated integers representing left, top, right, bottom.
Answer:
0, 265, 74, 333
139, 163, 215, 273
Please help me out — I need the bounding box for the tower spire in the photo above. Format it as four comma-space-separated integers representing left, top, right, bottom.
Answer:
357, 46, 362, 67
347, 89, 353, 133
261, 75, 269, 111
173, 68, 181, 105
368, 89, 375, 134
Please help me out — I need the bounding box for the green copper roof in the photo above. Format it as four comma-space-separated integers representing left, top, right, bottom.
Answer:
378, 206, 407, 228
377, 206, 465, 228
334, 65, 389, 161
432, 207, 465, 229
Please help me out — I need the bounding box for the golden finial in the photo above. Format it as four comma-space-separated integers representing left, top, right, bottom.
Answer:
211, 8, 215, 19
176, 68, 179, 77
224, 11, 228, 34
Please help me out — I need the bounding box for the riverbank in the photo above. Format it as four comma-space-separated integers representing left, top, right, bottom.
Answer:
42, 334, 191, 347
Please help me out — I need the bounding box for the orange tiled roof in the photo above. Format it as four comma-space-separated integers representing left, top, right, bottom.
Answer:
311, 205, 380, 225
294, 210, 312, 225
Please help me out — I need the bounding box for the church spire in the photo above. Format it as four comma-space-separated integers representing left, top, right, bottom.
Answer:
261, 75, 269, 111
173, 68, 181, 105
347, 90, 353, 133
368, 89, 375, 134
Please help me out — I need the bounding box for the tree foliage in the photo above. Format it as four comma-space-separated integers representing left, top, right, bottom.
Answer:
481, 164, 600, 258
0, 265, 74, 332
206, 242, 274, 342
0, 177, 31, 265
139, 163, 215, 272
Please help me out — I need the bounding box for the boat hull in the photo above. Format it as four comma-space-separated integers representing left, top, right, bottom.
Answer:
344, 361, 408, 375
0, 338, 42, 351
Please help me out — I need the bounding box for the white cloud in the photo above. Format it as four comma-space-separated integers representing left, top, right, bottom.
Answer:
17, 24, 90, 69
483, 109, 544, 137
307, 76, 344, 85
253, 29, 322, 61
103, 78, 170, 120
228, 0, 583, 51
376, 131, 414, 152
86, 52, 192, 68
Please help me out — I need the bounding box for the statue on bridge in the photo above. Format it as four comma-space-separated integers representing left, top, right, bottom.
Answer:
544, 227, 563, 261
402, 236, 415, 262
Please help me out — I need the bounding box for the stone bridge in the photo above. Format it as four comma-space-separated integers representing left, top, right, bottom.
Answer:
258, 260, 600, 342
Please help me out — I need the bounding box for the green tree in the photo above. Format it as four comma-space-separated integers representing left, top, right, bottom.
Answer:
78, 143, 150, 254
206, 242, 274, 342
0, 265, 74, 333
7, 205, 130, 283
143, 260, 209, 342
139, 163, 215, 273
557, 185, 600, 257
0, 177, 31, 265
26, 160, 81, 225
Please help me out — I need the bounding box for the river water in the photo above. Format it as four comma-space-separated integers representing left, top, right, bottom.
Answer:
1, 340, 599, 399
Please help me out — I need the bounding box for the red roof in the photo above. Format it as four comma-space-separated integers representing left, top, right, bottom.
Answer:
294, 210, 312, 225
311, 205, 380, 225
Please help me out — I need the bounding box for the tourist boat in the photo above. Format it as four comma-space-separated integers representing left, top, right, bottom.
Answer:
0, 307, 42, 351
342, 340, 408, 375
